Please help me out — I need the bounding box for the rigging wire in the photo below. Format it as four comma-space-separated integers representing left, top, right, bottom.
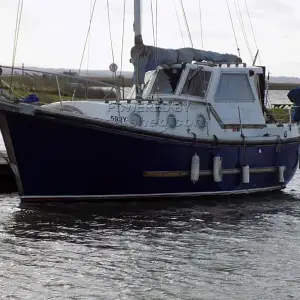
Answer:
179, 0, 194, 48
173, 0, 185, 47
198, 0, 204, 48
86, 0, 93, 77
235, 0, 253, 61
10, 0, 24, 92
78, 0, 97, 75
244, 0, 261, 64
150, 0, 156, 45
155, 0, 158, 48
226, 0, 240, 58
155, 0, 159, 97
106, 0, 115, 64
118, 0, 127, 94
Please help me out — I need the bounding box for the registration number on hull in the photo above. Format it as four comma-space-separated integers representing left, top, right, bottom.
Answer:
111, 116, 128, 123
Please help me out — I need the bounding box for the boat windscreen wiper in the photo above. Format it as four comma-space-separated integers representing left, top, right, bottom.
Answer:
188, 67, 203, 82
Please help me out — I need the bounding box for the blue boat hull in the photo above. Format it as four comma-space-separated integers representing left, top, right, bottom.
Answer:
2, 110, 300, 201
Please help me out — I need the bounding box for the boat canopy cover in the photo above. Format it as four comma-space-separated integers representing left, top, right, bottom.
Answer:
287, 87, 300, 104
287, 87, 300, 122
130, 44, 242, 85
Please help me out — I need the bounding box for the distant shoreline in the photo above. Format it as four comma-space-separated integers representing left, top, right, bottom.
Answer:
268, 83, 299, 90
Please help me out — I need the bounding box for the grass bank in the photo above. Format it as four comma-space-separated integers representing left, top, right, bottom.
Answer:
1, 74, 118, 104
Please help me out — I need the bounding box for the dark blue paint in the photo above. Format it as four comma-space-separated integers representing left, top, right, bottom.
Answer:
5, 112, 300, 199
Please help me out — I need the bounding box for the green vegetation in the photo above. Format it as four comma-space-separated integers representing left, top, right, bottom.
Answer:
266, 108, 291, 123
1, 74, 119, 104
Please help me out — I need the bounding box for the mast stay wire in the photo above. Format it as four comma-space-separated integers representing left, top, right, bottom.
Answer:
10, 0, 24, 93
86, 0, 93, 77
173, 0, 186, 47
226, 0, 241, 58
118, 0, 127, 95
78, 0, 97, 75
244, 0, 261, 65
106, 0, 115, 65
150, 0, 156, 45
198, 0, 204, 49
179, 0, 194, 48
235, 0, 253, 62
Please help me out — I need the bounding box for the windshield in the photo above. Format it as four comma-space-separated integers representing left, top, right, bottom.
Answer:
181, 68, 212, 98
149, 68, 183, 94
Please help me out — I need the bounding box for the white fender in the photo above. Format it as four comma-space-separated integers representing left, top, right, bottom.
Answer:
242, 165, 250, 184
278, 166, 285, 183
213, 156, 222, 183
191, 154, 200, 183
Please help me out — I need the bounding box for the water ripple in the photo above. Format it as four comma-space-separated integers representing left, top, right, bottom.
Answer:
1, 175, 300, 299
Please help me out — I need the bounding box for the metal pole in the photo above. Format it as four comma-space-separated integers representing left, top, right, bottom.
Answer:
252, 49, 259, 66
134, 0, 143, 45
55, 76, 63, 110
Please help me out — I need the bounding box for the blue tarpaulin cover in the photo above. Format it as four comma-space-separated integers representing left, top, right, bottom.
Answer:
22, 94, 40, 103
287, 88, 300, 122
130, 45, 242, 85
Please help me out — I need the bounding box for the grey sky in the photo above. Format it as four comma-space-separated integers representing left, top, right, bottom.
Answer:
1, 0, 299, 77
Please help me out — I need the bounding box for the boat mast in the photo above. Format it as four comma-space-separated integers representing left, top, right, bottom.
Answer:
133, 0, 143, 97
134, 0, 143, 45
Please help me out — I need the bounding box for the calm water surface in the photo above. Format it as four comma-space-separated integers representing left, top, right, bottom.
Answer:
0, 90, 298, 299
1, 171, 300, 299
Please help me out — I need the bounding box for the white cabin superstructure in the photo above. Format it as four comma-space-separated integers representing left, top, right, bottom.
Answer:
43, 62, 299, 142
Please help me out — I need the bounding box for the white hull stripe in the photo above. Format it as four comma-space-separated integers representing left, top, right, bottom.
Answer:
21, 186, 284, 201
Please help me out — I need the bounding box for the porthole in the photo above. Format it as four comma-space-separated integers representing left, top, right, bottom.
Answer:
129, 113, 142, 127
196, 114, 207, 130
167, 114, 177, 129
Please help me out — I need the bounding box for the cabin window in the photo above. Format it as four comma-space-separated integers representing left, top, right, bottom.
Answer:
150, 68, 183, 94
215, 73, 255, 102
181, 68, 212, 98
